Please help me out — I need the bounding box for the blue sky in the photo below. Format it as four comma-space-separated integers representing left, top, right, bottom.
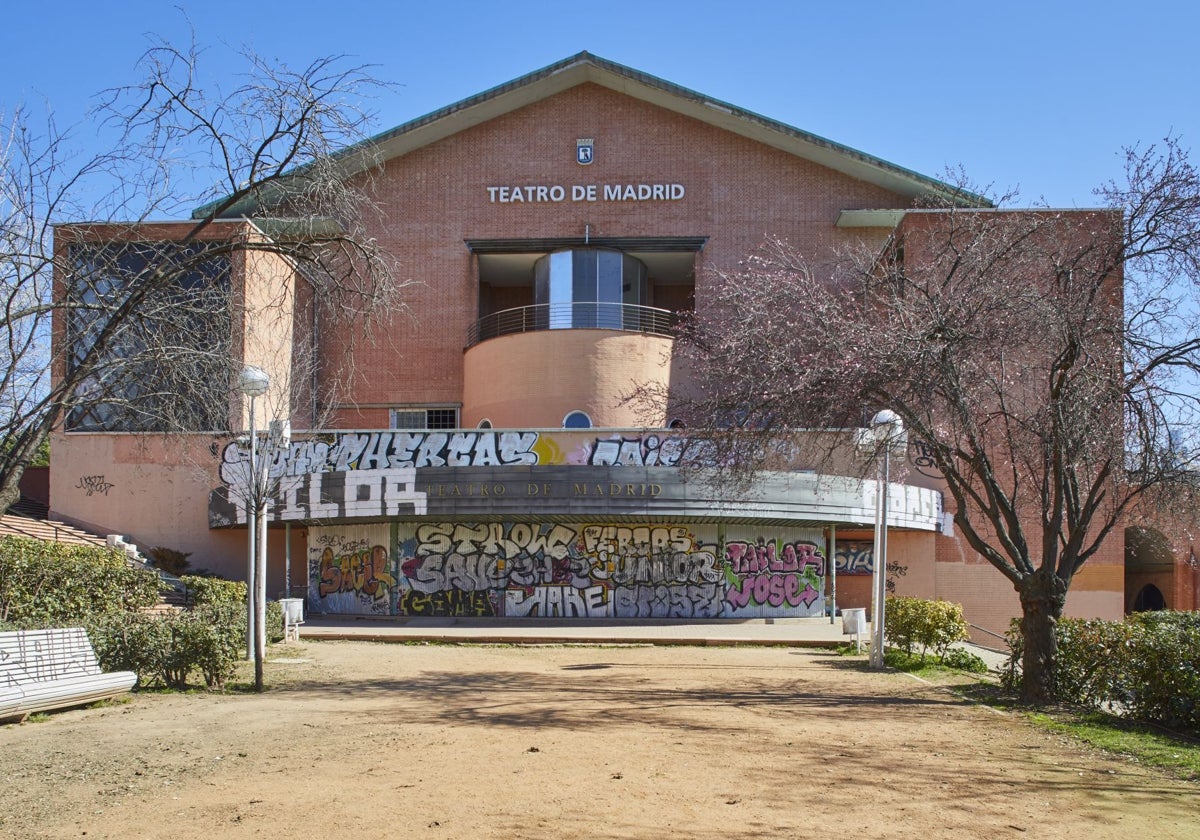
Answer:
2, 0, 1196, 209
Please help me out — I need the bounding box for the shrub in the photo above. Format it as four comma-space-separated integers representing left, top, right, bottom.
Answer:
92, 602, 246, 689
1054, 618, 1134, 708
0, 535, 160, 627
90, 613, 173, 686
0, 540, 287, 690
182, 575, 246, 608
884, 596, 970, 661
146, 546, 192, 576
182, 576, 284, 644
1123, 612, 1200, 734
1005, 612, 1200, 735
941, 647, 989, 674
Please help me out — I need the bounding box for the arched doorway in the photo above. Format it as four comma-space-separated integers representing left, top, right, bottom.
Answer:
1124, 526, 1175, 613
1131, 583, 1166, 612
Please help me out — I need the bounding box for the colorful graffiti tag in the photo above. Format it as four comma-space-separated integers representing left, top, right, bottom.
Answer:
585, 434, 686, 467
395, 522, 728, 619
217, 430, 692, 486
834, 541, 874, 575
306, 522, 827, 620
723, 538, 824, 615
307, 526, 393, 614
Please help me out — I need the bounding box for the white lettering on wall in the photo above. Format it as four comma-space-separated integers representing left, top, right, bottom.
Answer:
486, 184, 685, 203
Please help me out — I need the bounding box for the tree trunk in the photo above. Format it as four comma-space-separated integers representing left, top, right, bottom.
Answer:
0, 470, 23, 515
1018, 568, 1069, 705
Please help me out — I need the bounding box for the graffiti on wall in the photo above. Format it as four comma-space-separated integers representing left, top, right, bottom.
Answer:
307, 527, 393, 614
75, 475, 115, 496
218, 431, 542, 485
586, 434, 686, 467
217, 430, 695, 486
834, 541, 874, 575
910, 440, 942, 478
723, 538, 824, 614
211, 468, 428, 526
305, 522, 827, 620
395, 522, 727, 619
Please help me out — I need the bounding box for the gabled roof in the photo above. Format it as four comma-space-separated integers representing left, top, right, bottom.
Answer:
198, 51, 987, 220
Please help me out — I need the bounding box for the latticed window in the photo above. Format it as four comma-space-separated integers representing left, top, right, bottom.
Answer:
390, 406, 460, 430
65, 242, 232, 432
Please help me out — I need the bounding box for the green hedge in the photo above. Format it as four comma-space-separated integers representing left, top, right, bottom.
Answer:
0, 536, 287, 690
884, 596, 970, 662
1005, 612, 1200, 735
91, 603, 246, 689
0, 535, 160, 626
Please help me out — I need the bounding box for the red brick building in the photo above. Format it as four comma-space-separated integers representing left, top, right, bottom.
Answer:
51, 53, 1191, 634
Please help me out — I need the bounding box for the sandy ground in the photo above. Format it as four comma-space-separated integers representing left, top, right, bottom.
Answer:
0, 641, 1195, 840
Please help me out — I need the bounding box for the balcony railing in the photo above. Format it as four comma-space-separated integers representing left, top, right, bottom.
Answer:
467, 302, 678, 348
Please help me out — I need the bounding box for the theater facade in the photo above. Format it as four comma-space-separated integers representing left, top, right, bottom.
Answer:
50, 53, 1153, 635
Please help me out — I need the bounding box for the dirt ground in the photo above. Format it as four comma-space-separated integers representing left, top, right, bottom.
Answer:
1, 641, 1195, 840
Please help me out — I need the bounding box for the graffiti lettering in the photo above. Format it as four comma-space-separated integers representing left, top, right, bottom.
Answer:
415, 522, 576, 561
582, 525, 693, 556
587, 434, 685, 467
613, 583, 724, 618
723, 538, 825, 617
401, 553, 507, 593
219, 431, 541, 484
75, 475, 115, 496
910, 439, 942, 477
399, 589, 497, 617
725, 539, 825, 575
317, 545, 395, 600
505, 584, 612, 617
835, 541, 874, 575
725, 572, 820, 610
214, 469, 427, 525
603, 552, 721, 585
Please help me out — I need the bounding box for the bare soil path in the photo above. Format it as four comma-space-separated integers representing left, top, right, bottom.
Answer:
1, 642, 1194, 839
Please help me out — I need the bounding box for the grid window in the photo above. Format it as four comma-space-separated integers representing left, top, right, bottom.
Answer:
391, 407, 460, 430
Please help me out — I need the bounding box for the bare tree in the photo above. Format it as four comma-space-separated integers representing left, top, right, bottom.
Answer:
0, 38, 403, 513
653, 142, 1200, 704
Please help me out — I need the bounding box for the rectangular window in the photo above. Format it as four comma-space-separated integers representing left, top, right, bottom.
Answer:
390, 406, 460, 430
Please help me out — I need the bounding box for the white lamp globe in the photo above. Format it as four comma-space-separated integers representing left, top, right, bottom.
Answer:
238, 365, 271, 397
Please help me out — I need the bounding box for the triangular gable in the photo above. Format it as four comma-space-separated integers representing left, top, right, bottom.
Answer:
197, 51, 987, 220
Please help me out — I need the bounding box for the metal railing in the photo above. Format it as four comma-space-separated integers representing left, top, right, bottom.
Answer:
467, 302, 678, 347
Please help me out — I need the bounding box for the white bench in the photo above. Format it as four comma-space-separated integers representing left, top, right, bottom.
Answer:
0, 627, 137, 723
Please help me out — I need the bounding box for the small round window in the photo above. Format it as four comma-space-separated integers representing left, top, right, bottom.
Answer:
477, 418, 493, 429
563, 410, 592, 429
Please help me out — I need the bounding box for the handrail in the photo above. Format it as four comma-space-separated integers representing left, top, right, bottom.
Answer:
467, 302, 678, 347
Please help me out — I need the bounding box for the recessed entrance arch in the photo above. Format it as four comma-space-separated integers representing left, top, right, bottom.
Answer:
1124, 526, 1175, 613
1131, 583, 1166, 612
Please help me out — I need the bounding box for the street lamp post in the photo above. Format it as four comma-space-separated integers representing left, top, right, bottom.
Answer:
867, 409, 906, 670
238, 365, 270, 687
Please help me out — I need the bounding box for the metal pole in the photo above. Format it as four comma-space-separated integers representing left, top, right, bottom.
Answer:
255, 491, 267, 691
245, 396, 257, 662
285, 521, 292, 598
828, 524, 838, 625
871, 449, 891, 669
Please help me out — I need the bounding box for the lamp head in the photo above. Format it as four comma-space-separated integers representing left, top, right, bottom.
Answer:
238, 365, 271, 397
870, 409, 902, 431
